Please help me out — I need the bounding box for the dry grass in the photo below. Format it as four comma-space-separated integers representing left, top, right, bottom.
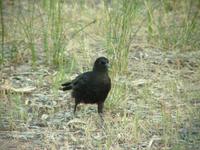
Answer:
0, 0, 200, 149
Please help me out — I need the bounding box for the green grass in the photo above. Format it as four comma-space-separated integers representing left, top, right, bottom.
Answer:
0, 0, 4, 64
0, 0, 200, 149
0, 93, 28, 130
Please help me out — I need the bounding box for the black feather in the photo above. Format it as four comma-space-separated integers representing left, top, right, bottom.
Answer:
60, 57, 111, 116
61, 82, 72, 90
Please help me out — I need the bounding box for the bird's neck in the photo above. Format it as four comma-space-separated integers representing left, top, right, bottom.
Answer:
93, 69, 108, 75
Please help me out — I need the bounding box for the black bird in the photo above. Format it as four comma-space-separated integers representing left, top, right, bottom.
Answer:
60, 57, 111, 116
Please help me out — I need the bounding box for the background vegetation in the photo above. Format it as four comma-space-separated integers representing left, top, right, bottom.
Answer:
0, 0, 200, 149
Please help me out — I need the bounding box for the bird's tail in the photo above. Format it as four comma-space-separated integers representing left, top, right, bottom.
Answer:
60, 82, 72, 91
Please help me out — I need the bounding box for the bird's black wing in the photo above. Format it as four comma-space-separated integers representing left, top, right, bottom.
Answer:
72, 72, 91, 90
61, 72, 91, 91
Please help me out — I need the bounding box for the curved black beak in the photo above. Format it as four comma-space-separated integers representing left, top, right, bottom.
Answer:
106, 63, 110, 68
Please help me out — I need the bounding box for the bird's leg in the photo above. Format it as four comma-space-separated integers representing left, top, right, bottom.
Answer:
97, 102, 106, 129
97, 102, 104, 120
97, 102, 103, 114
74, 99, 79, 114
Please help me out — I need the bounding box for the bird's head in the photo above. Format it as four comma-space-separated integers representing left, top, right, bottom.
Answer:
93, 57, 110, 72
